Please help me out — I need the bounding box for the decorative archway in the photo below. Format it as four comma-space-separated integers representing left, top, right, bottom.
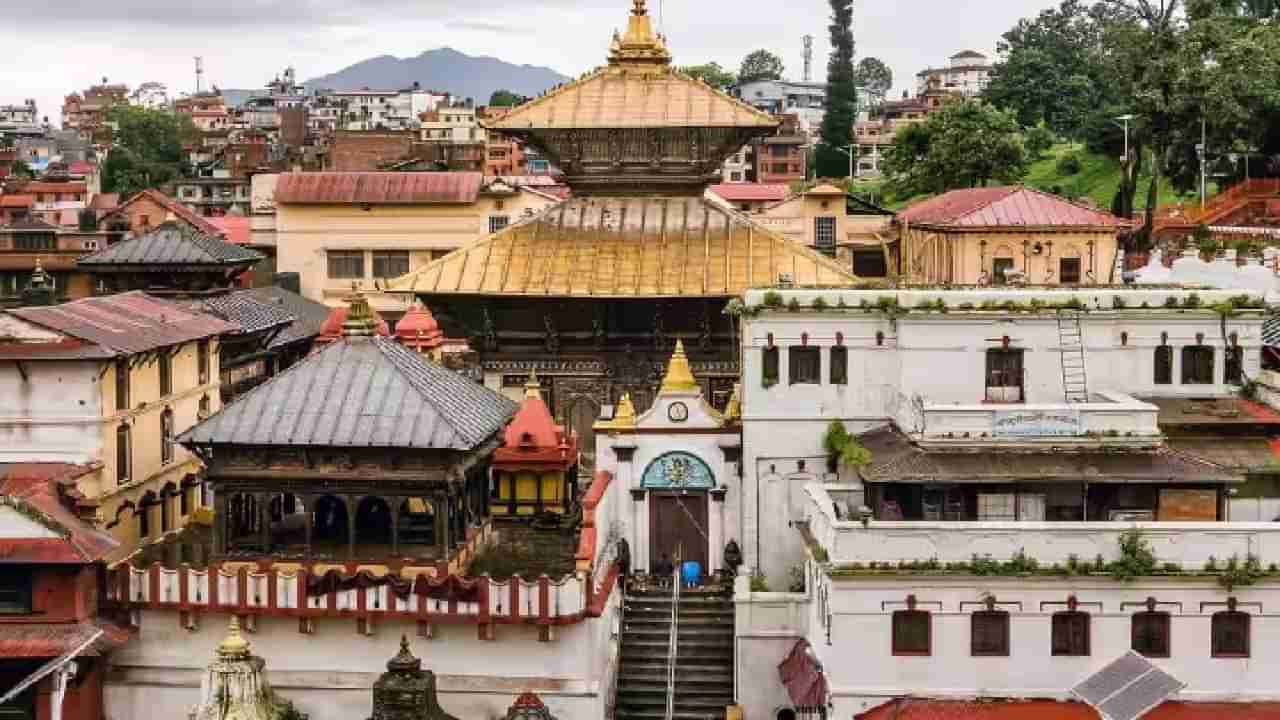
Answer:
641, 452, 716, 490
398, 498, 435, 548
355, 496, 392, 546
312, 495, 350, 551
160, 482, 178, 533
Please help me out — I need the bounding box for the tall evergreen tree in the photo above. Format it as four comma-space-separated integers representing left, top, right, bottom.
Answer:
817, 0, 858, 178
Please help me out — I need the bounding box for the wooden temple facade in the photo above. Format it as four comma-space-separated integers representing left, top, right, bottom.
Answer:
389, 0, 858, 461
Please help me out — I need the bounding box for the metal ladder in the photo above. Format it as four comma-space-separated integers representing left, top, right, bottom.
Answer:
1057, 310, 1089, 403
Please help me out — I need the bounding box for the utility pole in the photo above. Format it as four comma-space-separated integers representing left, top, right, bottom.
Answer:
834, 143, 855, 179
1114, 114, 1134, 161
802, 35, 814, 83
1198, 116, 1207, 209
195, 57, 204, 95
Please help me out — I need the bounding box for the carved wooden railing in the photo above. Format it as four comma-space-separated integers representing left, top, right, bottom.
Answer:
1149, 179, 1280, 233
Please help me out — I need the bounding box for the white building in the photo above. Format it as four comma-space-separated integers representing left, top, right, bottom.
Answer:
325, 88, 440, 131
0, 99, 41, 137
420, 105, 485, 143
916, 50, 994, 98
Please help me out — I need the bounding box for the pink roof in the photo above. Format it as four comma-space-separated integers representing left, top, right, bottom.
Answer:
23, 181, 87, 194
275, 172, 484, 205
120, 189, 224, 237
206, 216, 251, 244
0, 463, 117, 563
0, 194, 34, 209
11, 291, 238, 355
396, 303, 443, 349
709, 183, 790, 203
898, 186, 1126, 230
67, 161, 95, 175
494, 381, 576, 471
859, 699, 1280, 720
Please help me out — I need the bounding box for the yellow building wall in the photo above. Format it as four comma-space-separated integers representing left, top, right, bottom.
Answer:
900, 229, 1121, 285
491, 470, 567, 516
275, 191, 559, 312
757, 194, 893, 259
92, 338, 223, 556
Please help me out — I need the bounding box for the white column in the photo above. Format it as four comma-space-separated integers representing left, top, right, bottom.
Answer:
708, 495, 724, 573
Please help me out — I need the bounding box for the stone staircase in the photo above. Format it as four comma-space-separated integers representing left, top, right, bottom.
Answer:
615, 585, 735, 720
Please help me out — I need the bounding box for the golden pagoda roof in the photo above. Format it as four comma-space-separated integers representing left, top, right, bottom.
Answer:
660, 340, 699, 393
388, 196, 859, 298
595, 393, 637, 431
483, 0, 776, 131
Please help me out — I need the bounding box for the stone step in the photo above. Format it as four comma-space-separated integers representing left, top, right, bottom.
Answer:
619, 675, 733, 692
625, 606, 735, 618
616, 710, 727, 720
616, 693, 735, 710
623, 626, 734, 640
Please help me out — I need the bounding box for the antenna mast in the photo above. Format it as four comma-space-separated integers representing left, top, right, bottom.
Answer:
802, 35, 814, 82
195, 56, 204, 94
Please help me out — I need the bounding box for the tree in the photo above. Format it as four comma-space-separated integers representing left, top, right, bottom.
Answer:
678, 62, 737, 91
853, 57, 893, 104
10, 159, 33, 178
737, 50, 785, 85
815, 0, 859, 178
488, 89, 527, 107
881, 100, 1030, 196
1025, 124, 1057, 159
101, 105, 194, 198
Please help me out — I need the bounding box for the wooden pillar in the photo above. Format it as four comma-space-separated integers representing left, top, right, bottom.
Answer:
213, 491, 228, 556
345, 494, 356, 561
390, 496, 400, 556
434, 491, 448, 553
302, 494, 313, 560
256, 492, 269, 553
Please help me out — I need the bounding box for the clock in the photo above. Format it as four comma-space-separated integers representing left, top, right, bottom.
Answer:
667, 401, 689, 423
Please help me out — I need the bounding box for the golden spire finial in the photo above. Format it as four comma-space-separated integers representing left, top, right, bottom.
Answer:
217, 615, 251, 658
632, 0, 647, 15
609, 0, 671, 67
341, 287, 377, 338
524, 369, 543, 399
660, 340, 699, 393
614, 393, 637, 426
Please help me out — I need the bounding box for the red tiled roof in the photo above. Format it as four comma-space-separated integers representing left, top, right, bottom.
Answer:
0, 463, 117, 564
10, 291, 238, 355
495, 379, 576, 471
709, 183, 790, 203
858, 700, 1280, 720
117, 189, 223, 236
395, 302, 443, 349
88, 193, 119, 211
0, 194, 34, 208
275, 172, 484, 205
898, 186, 1126, 229
22, 182, 88, 195
0, 621, 130, 658
206, 215, 252, 244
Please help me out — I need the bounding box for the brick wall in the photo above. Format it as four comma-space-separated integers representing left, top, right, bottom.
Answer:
329, 131, 414, 171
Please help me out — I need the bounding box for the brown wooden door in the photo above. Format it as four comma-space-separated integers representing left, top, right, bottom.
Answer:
649, 493, 709, 573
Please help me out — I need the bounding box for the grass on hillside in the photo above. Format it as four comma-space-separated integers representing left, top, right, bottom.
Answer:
846, 143, 1207, 213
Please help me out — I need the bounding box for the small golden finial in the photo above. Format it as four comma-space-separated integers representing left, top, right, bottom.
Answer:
724, 383, 742, 422
632, 0, 647, 15
660, 340, 699, 393
217, 615, 251, 658
524, 369, 543, 399
614, 394, 637, 426
341, 289, 377, 338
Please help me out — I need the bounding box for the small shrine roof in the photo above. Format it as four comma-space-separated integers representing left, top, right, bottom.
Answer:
77, 221, 262, 268
389, 195, 858, 298
181, 336, 516, 451
495, 375, 577, 471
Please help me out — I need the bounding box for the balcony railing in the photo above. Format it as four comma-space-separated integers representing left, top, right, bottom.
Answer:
915, 391, 1161, 447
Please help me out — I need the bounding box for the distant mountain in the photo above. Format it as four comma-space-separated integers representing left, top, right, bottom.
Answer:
302, 48, 570, 103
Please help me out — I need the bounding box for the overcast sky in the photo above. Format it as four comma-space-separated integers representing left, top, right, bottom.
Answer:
2, 0, 1061, 127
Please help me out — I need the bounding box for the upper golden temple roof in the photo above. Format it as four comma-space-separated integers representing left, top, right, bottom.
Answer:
388, 195, 859, 298
484, 1, 776, 131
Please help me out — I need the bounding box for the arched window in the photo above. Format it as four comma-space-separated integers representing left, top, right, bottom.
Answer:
1225, 336, 1243, 386
1181, 345, 1215, 385
1154, 344, 1173, 385
160, 408, 175, 465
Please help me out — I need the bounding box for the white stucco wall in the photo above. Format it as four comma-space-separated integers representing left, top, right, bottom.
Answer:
0, 361, 102, 463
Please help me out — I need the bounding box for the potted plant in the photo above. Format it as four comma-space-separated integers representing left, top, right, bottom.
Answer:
823, 420, 872, 474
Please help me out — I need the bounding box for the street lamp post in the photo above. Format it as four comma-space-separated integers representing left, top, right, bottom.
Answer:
1197, 116, 1207, 209
1113, 114, 1135, 161
834, 143, 856, 179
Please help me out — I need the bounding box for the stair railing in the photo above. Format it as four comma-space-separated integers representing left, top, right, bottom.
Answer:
664, 564, 680, 720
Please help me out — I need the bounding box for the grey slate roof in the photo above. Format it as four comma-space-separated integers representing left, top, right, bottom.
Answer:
182, 292, 296, 337
77, 221, 262, 267
1264, 312, 1280, 347
239, 286, 332, 349
180, 336, 517, 451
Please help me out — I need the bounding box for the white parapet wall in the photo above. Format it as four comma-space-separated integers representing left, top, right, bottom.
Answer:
804, 483, 1280, 569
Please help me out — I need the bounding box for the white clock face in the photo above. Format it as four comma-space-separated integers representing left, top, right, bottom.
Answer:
668, 401, 689, 423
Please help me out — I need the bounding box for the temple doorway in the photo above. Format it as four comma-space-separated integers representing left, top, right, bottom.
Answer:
313, 495, 349, 552
649, 493, 709, 573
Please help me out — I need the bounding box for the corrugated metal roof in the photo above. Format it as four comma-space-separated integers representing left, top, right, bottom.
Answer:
1264, 313, 1280, 347
0, 621, 129, 658
10, 292, 239, 355
0, 463, 117, 563
22, 182, 88, 194
183, 291, 296, 336
206, 215, 251, 244
180, 336, 516, 451
275, 172, 483, 205
708, 184, 790, 203
240, 286, 333, 349
389, 195, 859, 298
898, 186, 1127, 229
77, 221, 262, 267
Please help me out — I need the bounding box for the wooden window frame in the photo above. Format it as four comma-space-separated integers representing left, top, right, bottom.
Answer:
762, 346, 780, 387
197, 340, 210, 385
1211, 611, 1250, 658
371, 250, 411, 279
1154, 345, 1173, 385
0, 568, 33, 615
814, 217, 837, 258
891, 610, 931, 656
115, 359, 130, 411
970, 610, 1011, 657
830, 346, 849, 385
1131, 611, 1171, 658
488, 215, 511, 234
789, 346, 821, 385
985, 348, 1025, 403
116, 423, 131, 486
1224, 346, 1244, 386
1181, 345, 1215, 385
159, 352, 173, 397
992, 257, 1015, 285
160, 408, 175, 465
326, 250, 365, 280
1059, 257, 1082, 284
1051, 611, 1091, 656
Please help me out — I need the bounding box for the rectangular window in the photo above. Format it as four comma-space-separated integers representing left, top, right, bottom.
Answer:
1052, 612, 1091, 656
489, 215, 510, 234
762, 346, 780, 387
161, 409, 174, 465
1154, 346, 1173, 385
992, 258, 1015, 284
852, 249, 888, 278
985, 348, 1024, 403
830, 346, 848, 385
371, 251, 411, 279
1225, 346, 1243, 385
197, 340, 210, 385
1060, 258, 1082, 284
789, 347, 821, 385
13, 233, 55, 251
771, 163, 789, 174
116, 424, 131, 485
971, 611, 1010, 656
115, 359, 130, 411
0, 569, 33, 614
327, 250, 365, 280
814, 217, 837, 257
892, 610, 931, 656
1132, 611, 1171, 657
159, 352, 172, 397
1181, 346, 1215, 385
1211, 611, 1250, 658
